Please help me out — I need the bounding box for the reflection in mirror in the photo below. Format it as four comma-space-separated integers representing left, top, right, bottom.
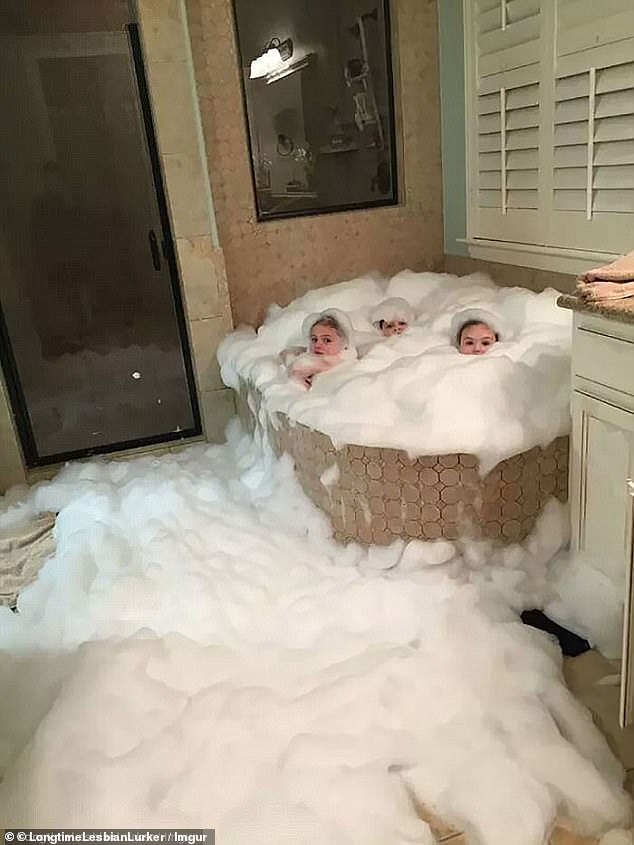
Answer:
232, 0, 398, 220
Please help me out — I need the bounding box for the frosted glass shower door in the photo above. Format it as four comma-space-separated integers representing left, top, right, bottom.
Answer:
0, 21, 201, 464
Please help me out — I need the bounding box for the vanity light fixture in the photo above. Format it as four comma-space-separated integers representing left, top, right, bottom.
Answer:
249, 37, 293, 79
265, 55, 311, 84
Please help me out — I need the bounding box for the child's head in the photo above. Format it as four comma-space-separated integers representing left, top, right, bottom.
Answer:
450, 307, 507, 355
371, 298, 413, 337
309, 315, 346, 356
457, 320, 498, 355
378, 318, 408, 337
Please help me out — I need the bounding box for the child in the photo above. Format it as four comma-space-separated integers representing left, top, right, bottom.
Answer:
371, 297, 414, 337
281, 309, 357, 389
450, 308, 505, 355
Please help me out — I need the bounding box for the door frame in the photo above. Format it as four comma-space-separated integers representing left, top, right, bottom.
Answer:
0, 24, 202, 467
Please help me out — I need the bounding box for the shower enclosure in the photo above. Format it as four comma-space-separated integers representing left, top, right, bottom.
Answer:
0, 3, 201, 466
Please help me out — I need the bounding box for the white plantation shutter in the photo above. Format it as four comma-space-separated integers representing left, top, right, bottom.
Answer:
469, 0, 546, 244
465, 0, 634, 259
550, 0, 634, 252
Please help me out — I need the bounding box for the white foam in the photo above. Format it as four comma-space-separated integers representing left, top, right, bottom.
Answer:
0, 428, 628, 841
545, 551, 625, 659
219, 271, 572, 473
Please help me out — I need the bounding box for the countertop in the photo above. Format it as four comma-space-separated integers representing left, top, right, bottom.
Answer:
557, 293, 634, 325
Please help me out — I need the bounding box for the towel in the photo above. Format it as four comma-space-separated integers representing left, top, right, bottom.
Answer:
577, 280, 634, 302
577, 250, 634, 301
0, 513, 56, 606
581, 250, 634, 282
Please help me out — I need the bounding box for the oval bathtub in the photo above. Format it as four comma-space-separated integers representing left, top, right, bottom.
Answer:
236, 381, 568, 547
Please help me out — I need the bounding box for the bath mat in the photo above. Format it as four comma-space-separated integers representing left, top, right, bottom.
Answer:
0, 513, 56, 607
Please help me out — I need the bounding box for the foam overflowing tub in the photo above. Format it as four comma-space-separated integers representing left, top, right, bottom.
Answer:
222, 270, 573, 547
237, 381, 568, 546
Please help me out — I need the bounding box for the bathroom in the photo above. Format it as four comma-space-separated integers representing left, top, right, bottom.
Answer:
1, 1, 634, 841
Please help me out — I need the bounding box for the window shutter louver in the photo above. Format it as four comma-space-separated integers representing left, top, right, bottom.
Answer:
469, 0, 545, 243
465, 0, 634, 264
550, 0, 634, 252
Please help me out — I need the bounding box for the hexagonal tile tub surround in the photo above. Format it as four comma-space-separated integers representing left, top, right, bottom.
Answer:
235, 383, 569, 547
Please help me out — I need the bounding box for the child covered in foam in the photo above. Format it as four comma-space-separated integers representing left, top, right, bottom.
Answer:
354, 297, 415, 357
451, 307, 507, 355
219, 273, 572, 472
281, 309, 357, 389
371, 297, 414, 337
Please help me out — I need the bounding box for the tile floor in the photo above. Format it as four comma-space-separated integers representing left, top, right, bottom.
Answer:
419, 650, 634, 844
564, 650, 634, 773
1, 516, 631, 842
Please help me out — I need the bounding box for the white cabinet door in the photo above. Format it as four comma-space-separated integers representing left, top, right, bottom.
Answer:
571, 391, 634, 726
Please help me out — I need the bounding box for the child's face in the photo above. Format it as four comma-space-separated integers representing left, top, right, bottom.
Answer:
381, 320, 408, 337
459, 322, 497, 355
310, 324, 345, 356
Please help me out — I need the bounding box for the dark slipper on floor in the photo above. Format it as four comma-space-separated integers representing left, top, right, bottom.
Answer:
521, 609, 591, 657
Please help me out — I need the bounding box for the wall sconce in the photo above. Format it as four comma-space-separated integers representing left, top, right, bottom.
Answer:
249, 37, 293, 79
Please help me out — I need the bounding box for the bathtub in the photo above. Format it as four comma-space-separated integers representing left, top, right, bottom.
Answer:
236, 380, 568, 547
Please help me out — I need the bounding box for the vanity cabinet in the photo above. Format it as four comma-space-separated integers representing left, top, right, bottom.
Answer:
569, 310, 634, 726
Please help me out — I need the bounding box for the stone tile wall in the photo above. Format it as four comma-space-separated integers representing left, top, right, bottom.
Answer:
184, 0, 445, 327
444, 255, 576, 296
138, 0, 235, 441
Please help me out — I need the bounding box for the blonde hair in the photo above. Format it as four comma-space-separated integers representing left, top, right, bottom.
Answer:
311, 315, 344, 337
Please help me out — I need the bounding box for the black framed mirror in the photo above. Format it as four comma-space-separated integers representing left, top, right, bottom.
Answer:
232, 0, 399, 221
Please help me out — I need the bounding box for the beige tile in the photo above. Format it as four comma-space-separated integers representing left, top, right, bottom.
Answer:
564, 649, 619, 690
148, 60, 199, 156
416, 802, 462, 841
188, 315, 230, 392
0, 441, 26, 492
200, 387, 236, 443
184, 0, 445, 327
550, 824, 598, 845
210, 247, 231, 314
444, 255, 576, 295
138, 0, 188, 63
169, 436, 206, 454
24, 439, 206, 484
176, 236, 223, 319
428, 819, 622, 845
25, 465, 60, 485
564, 650, 634, 770
0, 381, 26, 493
162, 152, 210, 238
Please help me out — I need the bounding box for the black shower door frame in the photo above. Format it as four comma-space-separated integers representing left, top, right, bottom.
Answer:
0, 23, 202, 468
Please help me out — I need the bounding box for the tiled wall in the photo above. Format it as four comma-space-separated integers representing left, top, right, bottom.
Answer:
0, 376, 25, 491
138, 0, 236, 446
444, 255, 577, 295
185, 0, 445, 327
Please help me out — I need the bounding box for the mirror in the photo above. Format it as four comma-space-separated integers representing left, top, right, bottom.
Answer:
232, 0, 398, 221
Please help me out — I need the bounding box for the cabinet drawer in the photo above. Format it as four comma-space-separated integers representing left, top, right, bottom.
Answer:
573, 327, 634, 396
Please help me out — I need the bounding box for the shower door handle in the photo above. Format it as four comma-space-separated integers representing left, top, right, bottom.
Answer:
148, 229, 162, 271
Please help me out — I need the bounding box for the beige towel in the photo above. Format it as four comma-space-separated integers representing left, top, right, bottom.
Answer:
577, 250, 634, 300
0, 513, 56, 606
581, 250, 634, 283
577, 280, 634, 301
